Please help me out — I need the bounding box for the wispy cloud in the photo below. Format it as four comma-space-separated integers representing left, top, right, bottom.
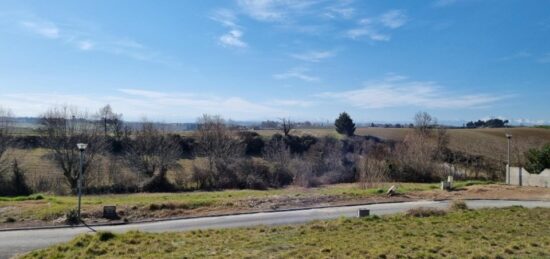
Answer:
347, 22, 390, 41
347, 10, 407, 41
77, 40, 94, 51
211, 9, 248, 48
219, 30, 247, 48
290, 50, 335, 62
379, 10, 407, 29
274, 67, 320, 82
0, 89, 289, 121
21, 20, 59, 39
236, 0, 320, 22
322, 0, 355, 19
318, 75, 512, 109
513, 118, 549, 125
16, 15, 175, 65
269, 99, 315, 107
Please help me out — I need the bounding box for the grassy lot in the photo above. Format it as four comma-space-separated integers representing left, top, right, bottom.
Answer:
256, 127, 550, 162
0, 181, 489, 224
9, 127, 549, 194
21, 206, 550, 258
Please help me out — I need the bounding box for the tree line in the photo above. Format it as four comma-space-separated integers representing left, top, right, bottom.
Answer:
1, 106, 546, 196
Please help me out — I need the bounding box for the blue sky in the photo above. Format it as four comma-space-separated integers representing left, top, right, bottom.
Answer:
0, 0, 549, 124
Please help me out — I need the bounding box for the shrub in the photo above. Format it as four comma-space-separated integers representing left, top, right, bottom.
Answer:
97, 231, 116, 242
406, 207, 447, 217
11, 160, 31, 196
65, 209, 80, 225
4, 217, 16, 223
233, 159, 271, 190
142, 175, 177, 193
0, 159, 32, 196
149, 203, 161, 211
357, 157, 389, 189
290, 159, 320, 188
524, 144, 550, 174
239, 131, 265, 156
450, 200, 468, 211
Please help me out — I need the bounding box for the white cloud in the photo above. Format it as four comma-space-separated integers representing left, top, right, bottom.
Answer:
17, 15, 175, 65
236, 0, 319, 22
274, 67, 320, 82
347, 10, 407, 41
290, 50, 335, 62
323, 7, 354, 19
269, 99, 315, 107
513, 118, 548, 125
0, 89, 288, 121
323, 0, 355, 19
379, 10, 407, 29
318, 76, 511, 109
219, 30, 248, 48
347, 27, 390, 41
78, 40, 94, 50
211, 9, 248, 48
211, 9, 239, 28
21, 20, 59, 39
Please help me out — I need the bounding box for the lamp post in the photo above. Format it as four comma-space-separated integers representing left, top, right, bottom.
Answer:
505, 134, 512, 184
76, 143, 88, 223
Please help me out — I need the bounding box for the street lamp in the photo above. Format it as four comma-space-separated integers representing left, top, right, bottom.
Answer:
505, 134, 512, 184
76, 143, 88, 223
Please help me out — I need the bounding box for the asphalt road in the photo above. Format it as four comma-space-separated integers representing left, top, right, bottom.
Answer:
1, 199, 549, 259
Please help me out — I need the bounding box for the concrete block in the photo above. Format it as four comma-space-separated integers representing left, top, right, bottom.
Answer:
358, 209, 370, 217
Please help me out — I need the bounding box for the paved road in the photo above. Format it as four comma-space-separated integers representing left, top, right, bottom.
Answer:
2, 199, 549, 259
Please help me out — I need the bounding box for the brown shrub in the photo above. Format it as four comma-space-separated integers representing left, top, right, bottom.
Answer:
406, 207, 447, 217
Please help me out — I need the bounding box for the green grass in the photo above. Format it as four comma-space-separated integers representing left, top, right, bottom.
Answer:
21, 206, 550, 258
0, 181, 491, 223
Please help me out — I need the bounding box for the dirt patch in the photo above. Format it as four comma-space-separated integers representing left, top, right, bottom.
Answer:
409, 184, 550, 201
1, 184, 549, 230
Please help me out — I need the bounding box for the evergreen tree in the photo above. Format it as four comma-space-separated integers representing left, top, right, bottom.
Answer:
334, 112, 356, 137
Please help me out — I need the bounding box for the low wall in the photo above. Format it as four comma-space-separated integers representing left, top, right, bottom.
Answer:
507, 167, 550, 188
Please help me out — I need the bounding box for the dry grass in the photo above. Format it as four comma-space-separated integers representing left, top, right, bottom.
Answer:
256, 127, 550, 172
21, 206, 550, 258
1, 182, 489, 227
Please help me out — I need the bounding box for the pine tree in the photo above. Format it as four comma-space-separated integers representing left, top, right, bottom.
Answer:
335, 112, 356, 137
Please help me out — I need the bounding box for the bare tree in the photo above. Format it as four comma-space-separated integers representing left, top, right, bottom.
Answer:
193, 114, 243, 188
97, 105, 122, 138
434, 126, 450, 160
357, 157, 389, 189
39, 106, 104, 193
0, 107, 14, 176
124, 121, 181, 190
414, 111, 434, 136
263, 138, 291, 167
279, 117, 294, 137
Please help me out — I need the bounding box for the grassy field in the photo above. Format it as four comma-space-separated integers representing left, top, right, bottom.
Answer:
8, 127, 549, 195
256, 127, 550, 162
2, 182, 463, 224
20, 206, 550, 258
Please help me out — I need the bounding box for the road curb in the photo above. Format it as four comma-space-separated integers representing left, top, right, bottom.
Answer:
1, 198, 547, 232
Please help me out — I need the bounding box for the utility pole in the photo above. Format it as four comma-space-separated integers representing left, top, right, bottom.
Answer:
76, 143, 88, 223
505, 134, 512, 184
